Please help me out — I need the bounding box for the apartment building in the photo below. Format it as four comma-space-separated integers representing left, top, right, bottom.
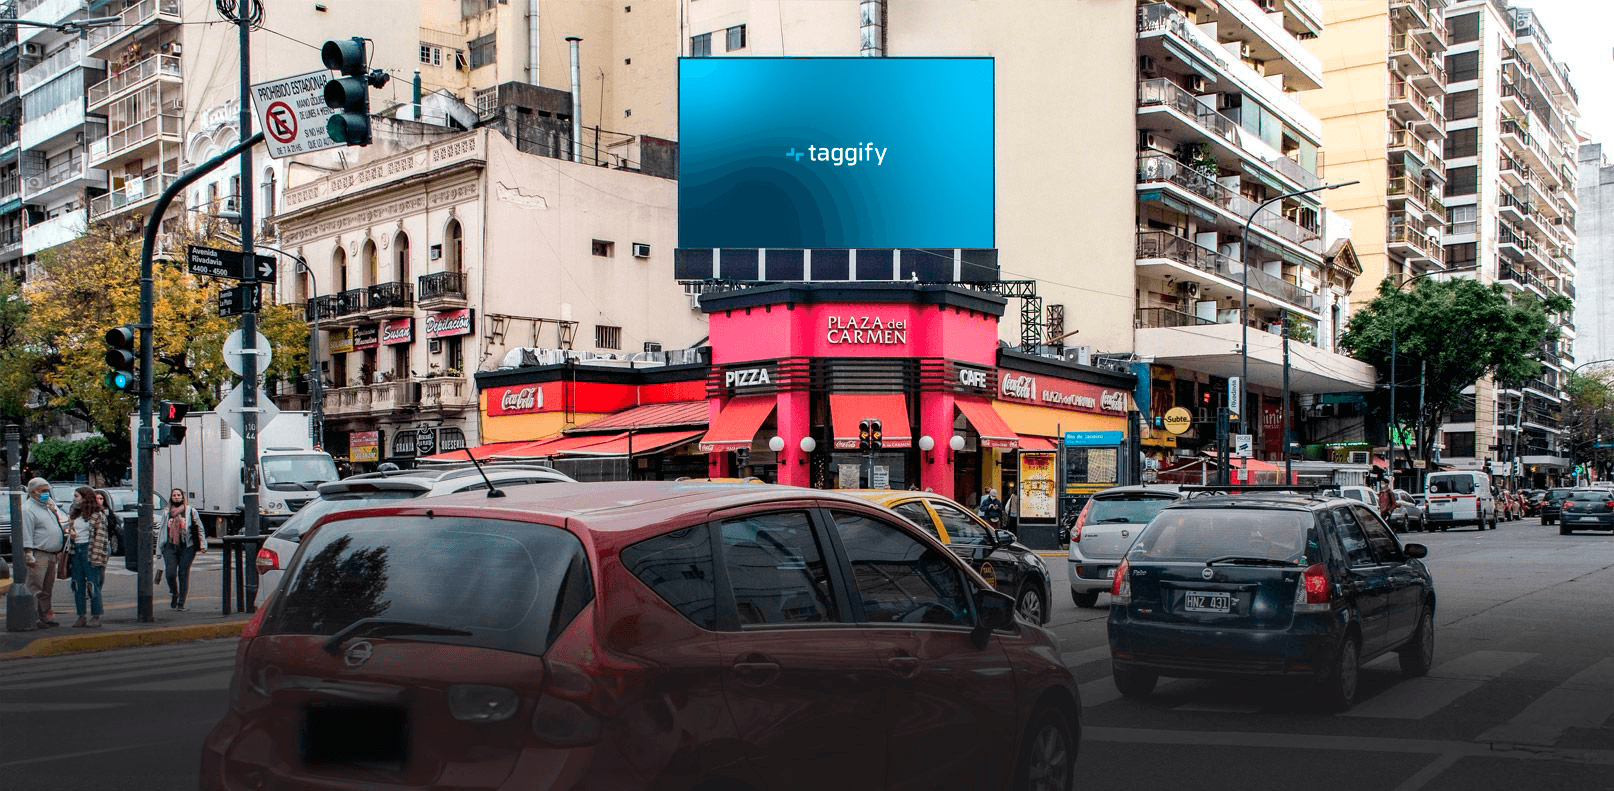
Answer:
1435, 0, 1579, 485
1577, 144, 1612, 367
1, 1, 23, 278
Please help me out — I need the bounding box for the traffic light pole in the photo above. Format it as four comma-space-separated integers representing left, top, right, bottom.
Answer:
134, 132, 263, 622
236, 4, 262, 612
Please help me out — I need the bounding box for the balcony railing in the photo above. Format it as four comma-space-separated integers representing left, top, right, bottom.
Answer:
1498, 223, 1531, 253
1499, 190, 1534, 217
24, 155, 85, 196
1136, 230, 1317, 310
334, 288, 366, 316
85, 0, 180, 51
366, 281, 414, 310
420, 378, 475, 410
370, 381, 414, 412
1389, 34, 1439, 77
18, 40, 84, 93
1500, 117, 1531, 148
1136, 307, 1215, 330
88, 172, 176, 220
1387, 223, 1440, 260
88, 54, 182, 107
1389, 128, 1441, 168
1387, 173, 1430, 208
417, 270, 467, 301
305, 295, 340, 322
1138, 78, 1240, 144
1137, 3, 1230, 74
1497, 263, 1548, 296
1136, 154, 1322, 251
92, 114, 181, 163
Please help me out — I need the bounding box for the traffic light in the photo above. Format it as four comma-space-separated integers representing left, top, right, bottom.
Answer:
156, 400, 189, 447
321, 37, 389, 146
858, 419, 884, 452
104, 325, 137, 392
869, 419, 883, 451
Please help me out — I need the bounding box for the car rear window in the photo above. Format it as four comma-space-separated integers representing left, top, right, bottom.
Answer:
1428, 476, 1475, 494
267, 516, 593, 657
1088, 495, 1178, 525
271, 492, 422, 544
1549, 489, 1577, 501
1567, 491, 1614, 502
1130, 508, 1319, 564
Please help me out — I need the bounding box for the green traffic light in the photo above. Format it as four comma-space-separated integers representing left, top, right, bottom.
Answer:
327, 115, 346, 143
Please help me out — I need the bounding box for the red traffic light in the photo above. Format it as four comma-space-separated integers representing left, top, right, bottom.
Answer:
158, 401, 190, 423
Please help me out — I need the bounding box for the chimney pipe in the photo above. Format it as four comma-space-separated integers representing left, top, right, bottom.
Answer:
859, 0, 885, 56
566, 36, 583, 163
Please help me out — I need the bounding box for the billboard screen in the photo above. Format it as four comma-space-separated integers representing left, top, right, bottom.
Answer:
679, 57, 994, 250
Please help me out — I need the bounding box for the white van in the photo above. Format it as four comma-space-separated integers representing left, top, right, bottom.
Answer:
1424, 470, 1498, 531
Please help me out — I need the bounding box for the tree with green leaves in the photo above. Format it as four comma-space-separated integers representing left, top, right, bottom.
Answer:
1339, 277, 1571, 469
1562, 369, 1614, 482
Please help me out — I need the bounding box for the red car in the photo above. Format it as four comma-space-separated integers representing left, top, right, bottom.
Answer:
201, 482, 1082, 791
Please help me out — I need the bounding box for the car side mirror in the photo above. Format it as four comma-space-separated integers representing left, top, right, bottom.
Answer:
972, 589, 1017, 647
1403, 543, 1428, 559
994, 529, 1017, 547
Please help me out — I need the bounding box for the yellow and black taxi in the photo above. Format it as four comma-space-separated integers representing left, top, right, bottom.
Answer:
841, 490, 1054, 624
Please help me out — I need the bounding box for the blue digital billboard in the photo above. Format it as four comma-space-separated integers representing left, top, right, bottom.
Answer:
679, 57, 995, 249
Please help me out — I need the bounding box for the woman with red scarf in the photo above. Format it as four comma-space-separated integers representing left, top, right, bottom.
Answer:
161, 488, 207, 610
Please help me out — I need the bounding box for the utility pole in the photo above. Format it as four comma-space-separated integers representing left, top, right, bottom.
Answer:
1416, 359, 1427, 493
1281, 309, 1292, 484
233, 2, 262, 608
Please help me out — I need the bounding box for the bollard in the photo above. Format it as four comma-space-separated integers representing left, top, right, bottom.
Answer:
220, 534, 268, 615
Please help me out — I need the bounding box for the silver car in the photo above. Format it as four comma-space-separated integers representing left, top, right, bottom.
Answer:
1067, 484, 1183, 607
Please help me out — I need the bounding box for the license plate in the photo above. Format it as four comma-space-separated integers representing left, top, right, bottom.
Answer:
1105, 567, 1116, 578
301, 706, 408, 769
1183, 592, 1233, 613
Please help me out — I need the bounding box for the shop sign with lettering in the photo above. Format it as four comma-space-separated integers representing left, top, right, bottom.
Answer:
381, 318, 413, 346
327, 327, 353, 355
998, 373, 1130, 415
439, 427, 468, 452
350, 430, 379, 463
825, 315, 908, 346
425, 308, 473, 339
351, 324, 380, 351
392, 429, 416, 458
724, 366, 774, 390
487, 383, 545, 416
956, 366, 991, 391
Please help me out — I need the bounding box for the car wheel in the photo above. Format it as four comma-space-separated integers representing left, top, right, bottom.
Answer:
1016, 583, 1047, 624
1399, 607, 1435, 678
1014, 705, 1076, 791
1560, 523, 1573, 536
1540, 516, 1549, 525
1317, 634, 1361, 712
1112, 666, 1158, 698
1071, 589, 1100, 609
107, 528, 122, 557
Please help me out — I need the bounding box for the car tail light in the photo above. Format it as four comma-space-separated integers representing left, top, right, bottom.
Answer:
1111, 559, 1130, 604
1294, 563, 1330, 613
255, 547, 278, 576
1565, 501, 1576, 510
230, 595, 274, 706
1071, 498, 1095, 543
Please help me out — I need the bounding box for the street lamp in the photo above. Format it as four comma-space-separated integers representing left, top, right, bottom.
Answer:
1237, 180, 1357, 474
1386, 265, 1478, 493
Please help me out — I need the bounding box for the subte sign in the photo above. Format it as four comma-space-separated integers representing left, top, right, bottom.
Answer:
250, 70, 342, 159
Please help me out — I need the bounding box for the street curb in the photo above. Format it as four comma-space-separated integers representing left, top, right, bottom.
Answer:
1036, 551, 1067, 558
0, 622, 244, 660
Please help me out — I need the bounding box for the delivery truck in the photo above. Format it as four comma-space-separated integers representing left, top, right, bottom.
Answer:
134, 410, 338, 537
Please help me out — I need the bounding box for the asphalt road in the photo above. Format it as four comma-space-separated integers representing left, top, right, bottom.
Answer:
1, 516, 1609, 790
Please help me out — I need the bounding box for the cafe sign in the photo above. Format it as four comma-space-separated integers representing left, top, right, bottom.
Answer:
425, 308, 473, 339
998, 373, 1130, 415
486, 383, 545, 416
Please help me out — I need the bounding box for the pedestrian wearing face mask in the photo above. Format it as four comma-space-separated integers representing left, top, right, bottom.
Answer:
161, 488, 207, 611
21, 477, 68, 628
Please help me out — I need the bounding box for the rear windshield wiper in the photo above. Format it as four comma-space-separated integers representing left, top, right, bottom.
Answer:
1204, 556, 1303, 567
323, 618, 473, 655
1097, 517, 1136, 523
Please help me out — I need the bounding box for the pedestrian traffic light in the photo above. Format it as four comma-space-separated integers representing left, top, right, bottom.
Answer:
104, 325, 137, 392
156, 400, 189, 446
321, 37, 389, 146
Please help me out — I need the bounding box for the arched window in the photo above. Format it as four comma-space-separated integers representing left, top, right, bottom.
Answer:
394, 231, 410, 283
333, 247, 348, 292
445, 219, 463, 274
362, 239, 378, 288
262, 167, 277, 220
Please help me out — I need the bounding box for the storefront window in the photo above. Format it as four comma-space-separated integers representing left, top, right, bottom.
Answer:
830, 453, 910, 490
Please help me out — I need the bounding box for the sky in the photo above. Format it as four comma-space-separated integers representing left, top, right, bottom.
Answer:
1517, 0, 1614, 150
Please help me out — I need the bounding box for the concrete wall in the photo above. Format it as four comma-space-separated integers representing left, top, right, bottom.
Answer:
1578, 144, 1614, 365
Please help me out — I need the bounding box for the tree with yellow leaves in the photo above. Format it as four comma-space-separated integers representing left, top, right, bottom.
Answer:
21, 221, 309, 445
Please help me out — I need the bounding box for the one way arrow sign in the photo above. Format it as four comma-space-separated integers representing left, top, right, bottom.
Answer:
187, 245, 277, 282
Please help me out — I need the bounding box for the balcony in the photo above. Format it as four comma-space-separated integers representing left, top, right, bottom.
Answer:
90, 113, 181, 168
1203, 0, 1324, 90
1498, 153, 1530, 188
1138, 78, 1241, 146
1497, 224, 1530, 260
1498, 190, 1533, 223
1389, 80, 1440, 131
324, 386, 372, 418
365, 281, 414, 319
418, 377, 475, 412
1387, 223, 1441, 264
18, 40, 85, 94
1136, 154, 1322, 253
88, 54, 182, 110
1499, 83, 1530, 117
22, 208, 86, 256
23, 156, 107, 205
89, 171, 176, 222
370, 381, 416, 414
416, 270, 468, 308
305, 295, 341, 323
1388, 128, 1441, 170
1136, 307, 1215, 330
85, 0, 181, 59
1136, 230, 1318, 313
1136, 79, 1322, 193
0, 226, 23, 259
321, 288, 368, 326
1386, 173, 1431, 213
1389, 34, 1443, 87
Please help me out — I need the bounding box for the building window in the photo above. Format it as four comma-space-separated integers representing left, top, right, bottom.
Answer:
1445, 242, 1476, 269
1445, 90, 1478, 121
445, 219, 463, 273
1448, 13, 1479, 44
420, 44, 443, 66
1444, 432, 1477, 459
395, 232, 410, 283
592, 239, 614, 257
1446, 51, 1478, 83
261, 167, 276, 219
1444, 166, 1477, 197
690, 32, 712, 57
469, 34, 496, 69
1447, 204, 1477, 236
726, 24, 747, 51
1445, 127, 1478, 159
595, 325, 621, 350
474, 88, 498, 117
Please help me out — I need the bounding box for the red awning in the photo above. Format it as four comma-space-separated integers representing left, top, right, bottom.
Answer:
956, 397, 1019, 449
1228, 457, 1281, 472
575, 401, 708, 432
830, 394, 913, 449
700, 396, 776, 452
558, 430, 706, 457
418, 440, 544, 462
1016, 436, 1059, 452
488, 434, 624, 459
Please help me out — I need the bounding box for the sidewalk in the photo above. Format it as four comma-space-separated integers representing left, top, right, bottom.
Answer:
1, 544, 252, 659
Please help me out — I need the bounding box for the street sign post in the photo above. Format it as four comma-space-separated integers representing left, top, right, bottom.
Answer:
216, 381, 281, 438
250, 70, 343, 159
188, 245, 276, 282
219, 283, 263, 318
1233, 433, 1253, 458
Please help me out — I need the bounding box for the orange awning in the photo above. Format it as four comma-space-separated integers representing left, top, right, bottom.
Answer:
956, 397, 1019, 449
700, 396, 776, 452
1016, 436, 1059, 452
558, 430, 705, 457
576, 401, 708, 432
488, 434, 625, 459
830, 394, 912, 449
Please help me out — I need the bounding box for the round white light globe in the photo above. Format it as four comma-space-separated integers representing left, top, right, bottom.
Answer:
799, 436, 817, 453
949, 435, 967, 452
918, 435, 936, 452
768, 436, 786, 453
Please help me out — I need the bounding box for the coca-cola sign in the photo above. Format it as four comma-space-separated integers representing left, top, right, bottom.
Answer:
381, 318, 413, 346
998, 371, 1130, 415
488, 384, 545, 416
425, 308, 473, 339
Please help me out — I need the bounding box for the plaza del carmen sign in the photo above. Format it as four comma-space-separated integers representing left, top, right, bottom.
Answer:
487, 383, 545, 416
825, 315, 908, 346
999, 373, 1130, 416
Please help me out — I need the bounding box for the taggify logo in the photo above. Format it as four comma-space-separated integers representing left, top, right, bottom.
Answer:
785, 143, 887, 166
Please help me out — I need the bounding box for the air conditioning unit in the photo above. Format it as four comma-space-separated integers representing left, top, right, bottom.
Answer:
1139, 54, 1157, 77
1139, 131, 1159, 151
24, 43, 42, 55
24, 176, 44, 192
1063, 346, 1092, 365
1187, 75, 1207, 94
1239, 43, 1254, 59
1348, 451, 1371, 465
631, 242, 651, 258
1176, 280, 1200, 299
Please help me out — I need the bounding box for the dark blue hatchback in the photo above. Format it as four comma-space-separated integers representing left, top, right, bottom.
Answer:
1106, 491, 1436, 710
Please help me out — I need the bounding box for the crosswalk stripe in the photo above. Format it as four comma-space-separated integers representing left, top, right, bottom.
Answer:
1080, 677, 1121, 708
0, 657, 237, 690
1061, 645, 1110, 668
105, 669, 235, 693
1477, 658, 1614, 746
0, 643, 237, 682
1344, 650, 1537, 720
